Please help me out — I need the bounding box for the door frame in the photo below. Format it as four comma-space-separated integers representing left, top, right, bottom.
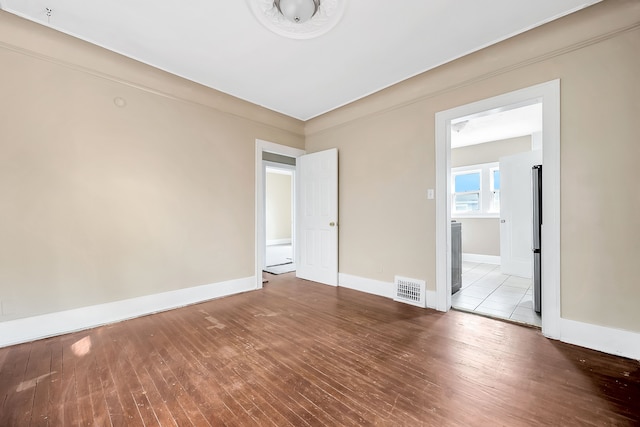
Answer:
255, 139, 305, 289
434, 80, 561, 339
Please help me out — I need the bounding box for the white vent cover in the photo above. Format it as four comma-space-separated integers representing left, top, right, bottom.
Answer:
394, 276, 426, 308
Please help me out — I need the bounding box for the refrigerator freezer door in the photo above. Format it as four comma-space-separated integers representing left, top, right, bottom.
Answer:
532, 165, 542, 251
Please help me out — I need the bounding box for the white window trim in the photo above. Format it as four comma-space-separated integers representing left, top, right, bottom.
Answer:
452, 162, 500, 218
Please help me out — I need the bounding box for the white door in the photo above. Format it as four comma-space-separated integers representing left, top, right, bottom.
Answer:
499, 150, 542, 278
296, 149, 338, 286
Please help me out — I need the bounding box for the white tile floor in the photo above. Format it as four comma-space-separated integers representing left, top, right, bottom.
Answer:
452, 262, 541, 327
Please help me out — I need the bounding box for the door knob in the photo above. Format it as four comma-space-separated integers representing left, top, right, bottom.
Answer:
500, 219, 506, 223
329, 222, 336, 227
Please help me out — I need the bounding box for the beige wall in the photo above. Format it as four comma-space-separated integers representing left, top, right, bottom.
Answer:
266, 172, 292, 242
305, 0, 640, 332
0, 11, 304, 321
454, 219, 500, 257
451, 136, 531, 168
452, 136, 531, 256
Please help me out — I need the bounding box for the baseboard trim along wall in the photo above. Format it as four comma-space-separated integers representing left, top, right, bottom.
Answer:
0, 276, 256, 348
560, 318, 640, 361
462, 253, 501, 265
266, 239, 292, 246
338, 273, 437, 309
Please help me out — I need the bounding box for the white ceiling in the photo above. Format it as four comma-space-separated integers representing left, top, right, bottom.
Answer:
451, 103, 542, 148
1, 0, 600, 120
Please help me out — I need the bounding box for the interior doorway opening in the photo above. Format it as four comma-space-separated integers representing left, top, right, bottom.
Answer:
255, 140, 306, 289
255, 141, 339, 288
435, 80, 561, 339
264, 162, 296, 275
448, 101, 543, 327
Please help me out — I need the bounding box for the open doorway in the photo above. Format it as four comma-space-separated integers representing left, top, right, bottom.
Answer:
256, 140, 339, 288
448, 102, 542, 327
435, 80, 561, 339
264, 162, 296, 275
255, 140, 306, 288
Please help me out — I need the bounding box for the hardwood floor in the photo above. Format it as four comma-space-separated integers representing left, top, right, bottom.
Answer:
1, 273, 639, 426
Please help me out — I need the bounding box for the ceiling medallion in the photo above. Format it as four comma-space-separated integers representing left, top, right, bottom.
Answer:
247, 0, 347, 40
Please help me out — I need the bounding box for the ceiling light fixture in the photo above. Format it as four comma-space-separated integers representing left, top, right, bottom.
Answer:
247, 0, 346, 40
274, 0, 320, 24
451, 120, 469, 133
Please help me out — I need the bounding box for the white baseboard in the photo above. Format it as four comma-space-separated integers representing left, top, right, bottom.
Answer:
462, 253, 501, 265
560, 318, 640, 360
339, 273, 394, 299
425, 290, 437, 309
338, 273, 437, 309
0, 276, 256, 348
266, 239, 291, 246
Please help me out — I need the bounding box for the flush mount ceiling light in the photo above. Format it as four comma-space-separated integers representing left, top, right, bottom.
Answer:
451, 120, 469, 133
275, 0, 320, 23
247, 0, 346, 39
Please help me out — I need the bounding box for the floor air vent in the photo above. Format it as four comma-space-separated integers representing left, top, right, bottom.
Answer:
394, 276, 426, 308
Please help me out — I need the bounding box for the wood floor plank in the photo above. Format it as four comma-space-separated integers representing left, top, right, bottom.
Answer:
104, 327, 154, 427
92, 328, 138, 427
214, 317, 365, 426
164, 320, 288, 427
220, 314, 401, 425
44, 338, 64, 426
0, 272, 638, 426
144, 316, 244, 426
198, 347, 311, 426
59, 336, 81, 426
114, 324, 178, 427
85, 351, 112, 427
142, 312, 244, 426
26, 339, 54, 426
0, 343, 35, 427
224, 287, 439, 424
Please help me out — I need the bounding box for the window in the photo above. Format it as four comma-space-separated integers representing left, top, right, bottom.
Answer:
453, 171, 481, 212
452, 162, 500, 217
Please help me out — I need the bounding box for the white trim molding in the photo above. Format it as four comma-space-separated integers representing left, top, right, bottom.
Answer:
339, 273, 437, 310
0, 276, 256, 348
560, 319, 640, 361
339, 273, 394, 299
462, 253, 501, 265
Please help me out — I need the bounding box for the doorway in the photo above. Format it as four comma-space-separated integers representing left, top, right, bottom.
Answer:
264, 163, 296, 275
448, 102, 542, 327
255, 140, 305, 288
435, 80, 561, 339
256, 141, 340, 288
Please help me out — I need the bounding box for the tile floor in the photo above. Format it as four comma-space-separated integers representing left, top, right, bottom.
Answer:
452, 262, 541, 327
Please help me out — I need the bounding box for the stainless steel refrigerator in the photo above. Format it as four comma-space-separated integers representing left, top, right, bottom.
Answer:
532, 165, 542, 313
